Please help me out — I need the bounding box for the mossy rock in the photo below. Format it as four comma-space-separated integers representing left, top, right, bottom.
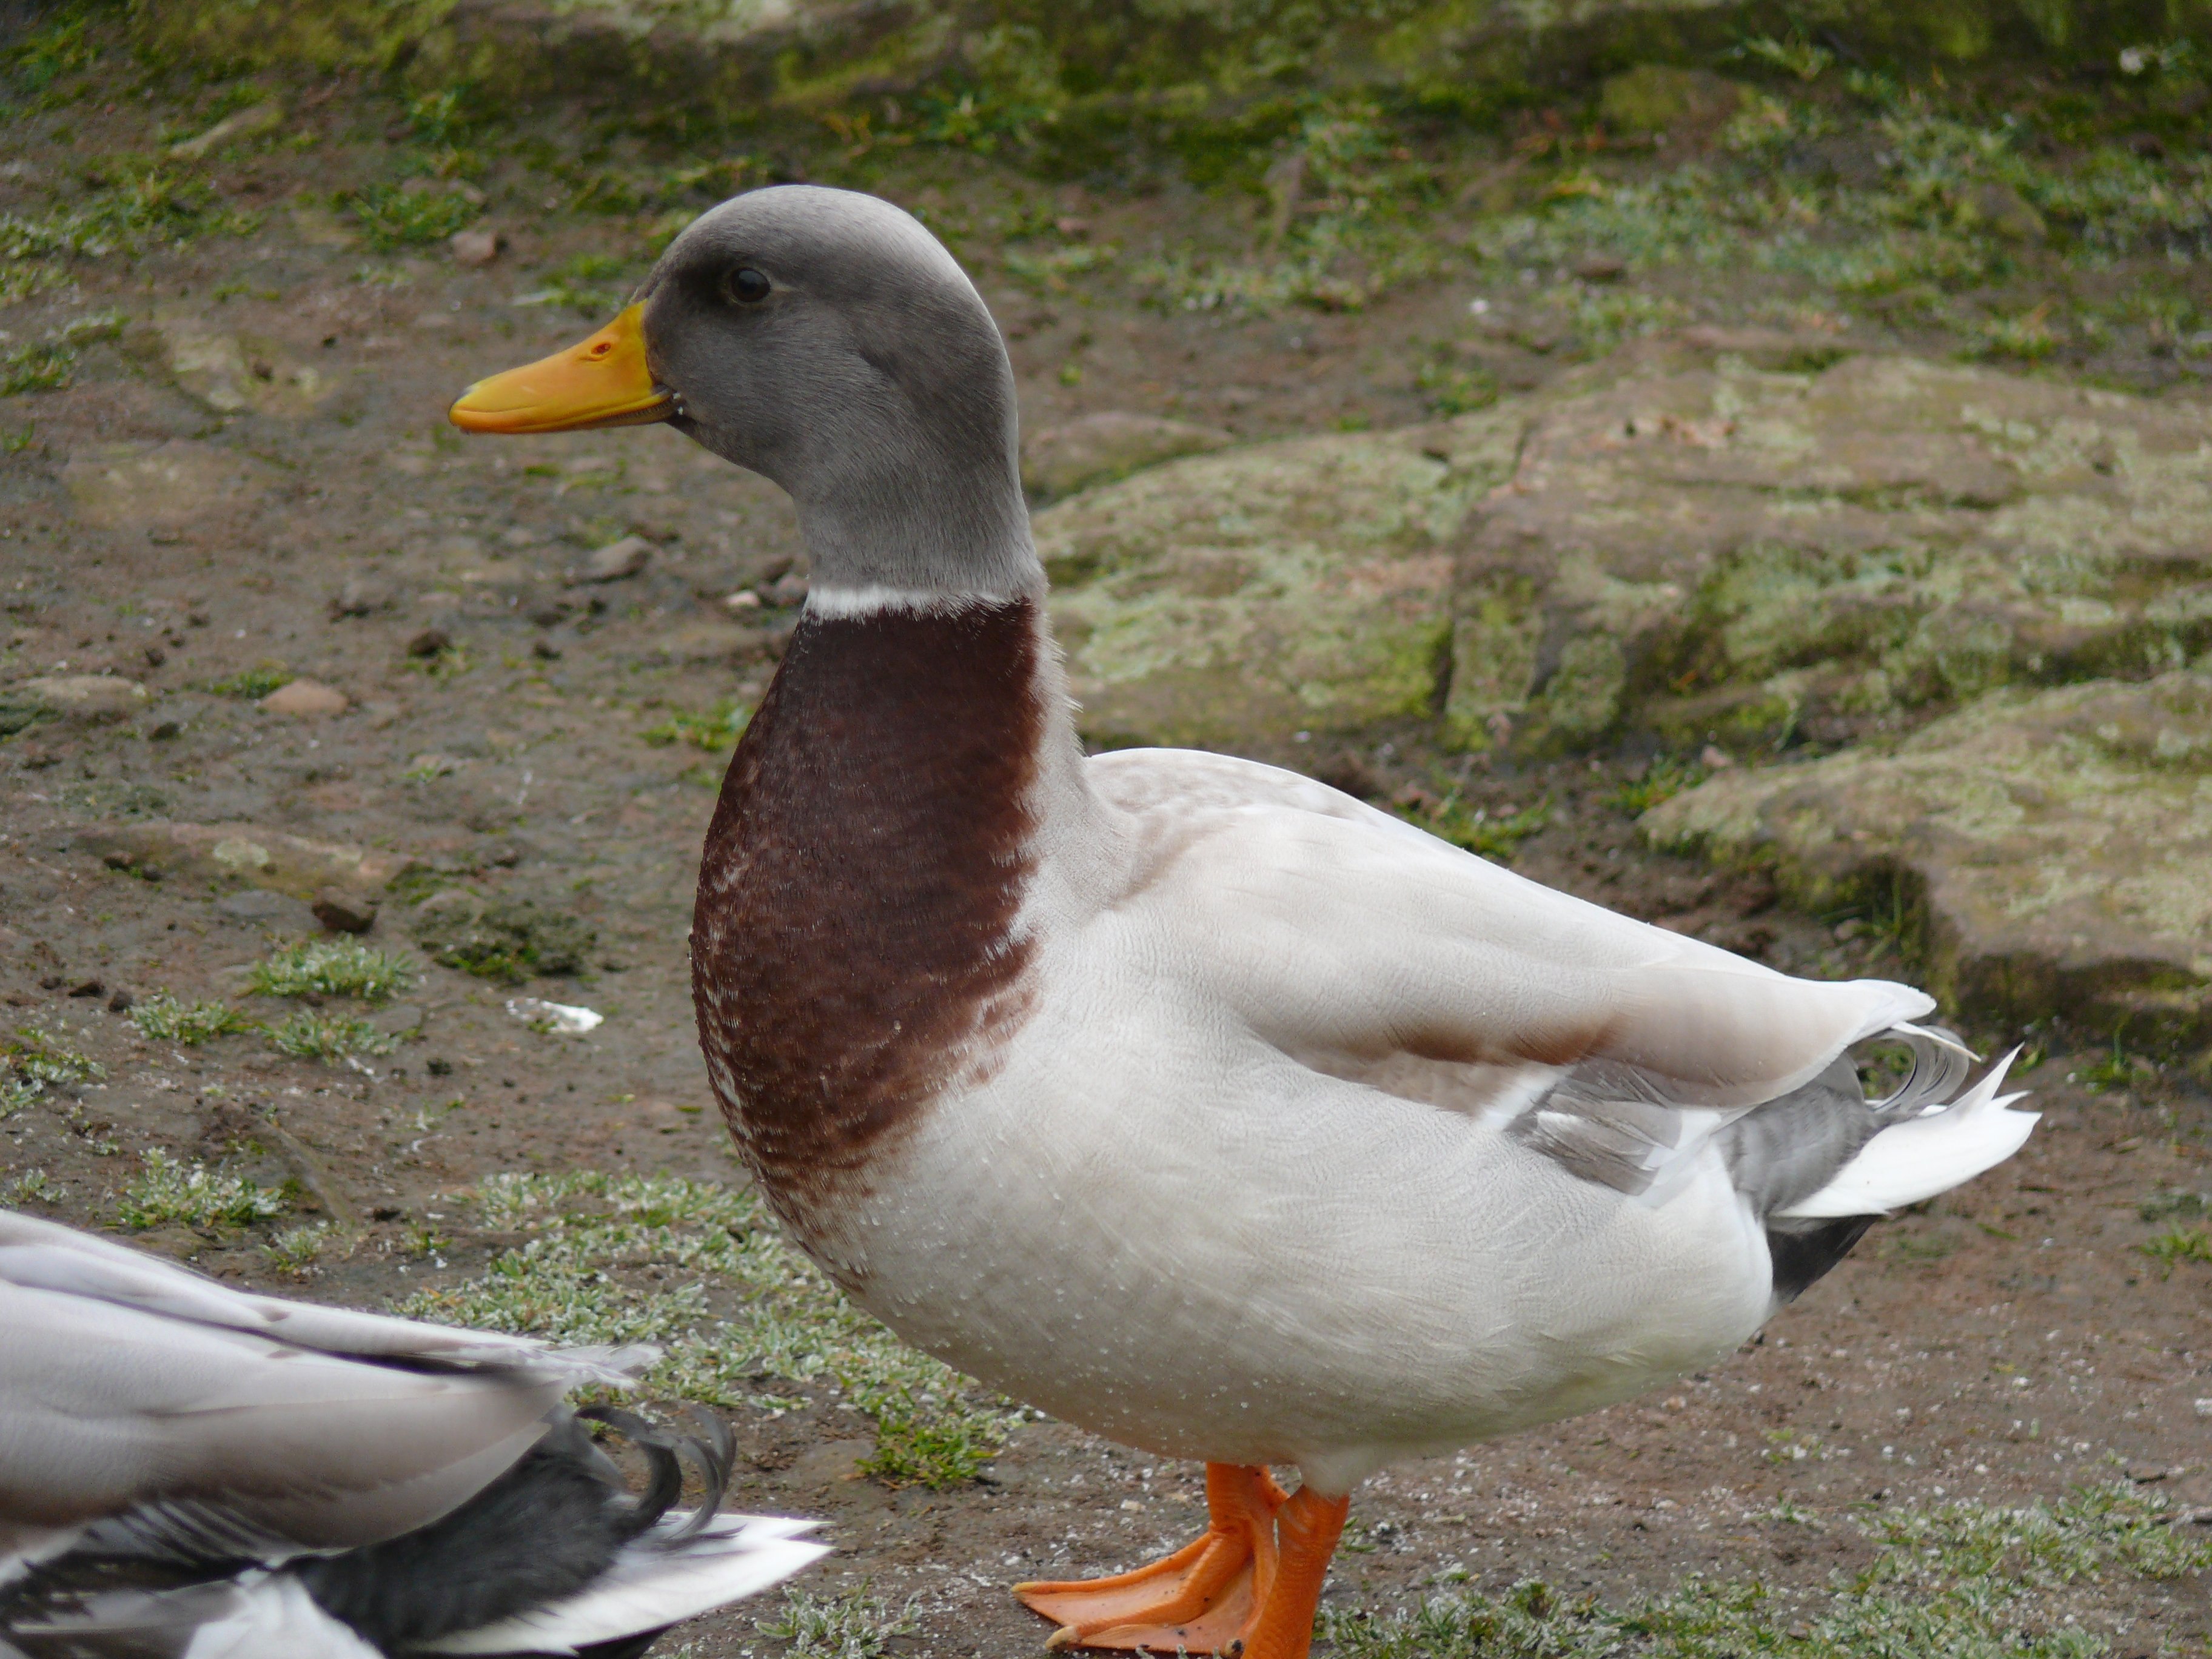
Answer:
1641, 672, 2212, 1052
1446, 343, 2212, 757
1041, 407, 1521, 753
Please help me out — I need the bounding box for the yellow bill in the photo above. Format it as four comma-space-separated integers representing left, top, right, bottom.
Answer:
448, 304, 673, 434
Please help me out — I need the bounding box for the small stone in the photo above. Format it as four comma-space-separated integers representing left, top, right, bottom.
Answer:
143, 644, 166, 668
766, 571, 809, 607
260, 678, 349, 717
1574, 254, 1627, 283
1699, 745, 1736, 771
312, 887, 380, 934
146, 720, 181, 741
723, 589, 762, 612
2125, 1461, 2170, 1483
67, 979, 103, 998
406, 627, 451, 659
570, 535, 652, 585
107, 989, 133, 1013
330, 576, 400, 618
449, 228, 503, 267
3, 675, 150, 725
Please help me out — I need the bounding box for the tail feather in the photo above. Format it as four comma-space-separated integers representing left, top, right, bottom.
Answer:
418, 1516, 830, 1656
1775, 1047, 2034, 1219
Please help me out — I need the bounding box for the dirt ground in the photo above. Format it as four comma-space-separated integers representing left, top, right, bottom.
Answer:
2, 34, 2210, 1659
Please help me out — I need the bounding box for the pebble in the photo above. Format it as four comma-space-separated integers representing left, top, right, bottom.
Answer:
311, 886, 380, 934
570, 535, 652, 584
330, 576, 400, 618
766, 569, 809, 606
213, 889, 319, 933
723, 589, 762, 612
406, 627, 452, 659
449, 228, 503, 267
260, 678, 349, 717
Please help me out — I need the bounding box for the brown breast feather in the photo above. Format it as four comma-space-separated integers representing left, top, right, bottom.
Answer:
691, 597, 1045, 1249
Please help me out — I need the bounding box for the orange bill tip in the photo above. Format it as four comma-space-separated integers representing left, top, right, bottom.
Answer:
448, 303, 673, 435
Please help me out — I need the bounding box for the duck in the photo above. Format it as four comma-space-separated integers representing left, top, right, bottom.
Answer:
0, 1208, 826, 1658
449, 184, 2037, 1659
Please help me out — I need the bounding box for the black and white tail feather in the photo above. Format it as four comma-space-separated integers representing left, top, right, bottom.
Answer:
0, 1212, 826, 1659
1504, 1023, 2034, 1304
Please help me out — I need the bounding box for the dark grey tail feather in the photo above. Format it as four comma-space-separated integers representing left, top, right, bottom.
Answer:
1766, 1215, 1879, 1302
296, 1407, 731, 1654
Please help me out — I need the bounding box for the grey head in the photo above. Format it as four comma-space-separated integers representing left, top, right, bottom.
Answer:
640, 186, 1037, 598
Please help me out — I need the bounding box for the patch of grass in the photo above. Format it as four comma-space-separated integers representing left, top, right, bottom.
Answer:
2137, 1224, 2212, 1278
2076, 1040, 2156, 1094
1324, 1484, 2211, 1659
4, 1168, 58, 1205
1413, 356, 1496, 416
1, 159, 258, 303
4, 1023, 104, 1093
0, 1075, 40, 1118
247, 939, 417, 1003
117, 1148, 286, 1230
129, 991, 248, 1045
642, 700, 751, 752
0, 340, 73, 395
1395, 788, 1551, 863
1610, 754, 1708, 816
2137, 1188, 2210, 1222
513, 252, 640, 314
198, 664, 293, 699
411, 895, 595, 984
264, 1219, 333, 1275
346, 183, 479, 251
263, 1010, 397, 1062
400, 1172, 1010, 1487
763, 1589, 918, 1659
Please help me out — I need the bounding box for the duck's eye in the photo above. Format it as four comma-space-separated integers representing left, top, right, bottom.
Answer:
723, 267, 772, 306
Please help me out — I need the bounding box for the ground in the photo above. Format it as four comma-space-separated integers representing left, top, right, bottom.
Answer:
2, 17, 2211, 1659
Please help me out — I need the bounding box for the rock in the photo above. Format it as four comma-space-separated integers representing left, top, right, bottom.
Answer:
569, 535, 652, 584
61, 440, 277, 531
82, 822, 400, 903
167, 98, 283, 159
1598, 65, 1749, 141
144, 309, 343, 418
0, 675, 149, 731
213, 887, 321, 932
450, 227, 503, 267
1042, 407, 1521, 752
311, 887, 380, 933
766, 570, 809, 607
259, 678, 349, 717
406, 628, 452, 658
1642, 674, 2212, 1050
330, 575, 400, 618
1446, 347, 2212, 756
1021, 412, 1235, 500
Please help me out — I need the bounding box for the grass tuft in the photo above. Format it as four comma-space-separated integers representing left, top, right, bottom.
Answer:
247, 939, 417, 1002
2137, 1224, 2212, 1278
199, 664, 294, 699
4, 1023, 103, 1094
346, 183, 479, 251
117, 1148, 286, 1230
400, 1172, 1008, 1487
762, 1589, 917, 1659
130, 991, 248, 1045
263, 1010, 396, 1062
264, 1219, 333, 1275
642, 700, 751, 752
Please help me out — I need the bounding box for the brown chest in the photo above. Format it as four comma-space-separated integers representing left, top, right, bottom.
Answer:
690, 597, 1045, 1235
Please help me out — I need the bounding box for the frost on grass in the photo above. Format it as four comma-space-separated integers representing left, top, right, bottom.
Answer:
130, 991, 248, 1045
263, 1010, 396, 1062
1322, 1484, 2212, 1659
763, 1589, 917, 1659
397, 1173, 1009, 1487
247, 939, 418, 1002
117, 1149, 287, 1230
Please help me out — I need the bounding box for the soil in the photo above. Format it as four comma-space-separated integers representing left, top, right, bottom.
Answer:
2, 47, 2210, 1659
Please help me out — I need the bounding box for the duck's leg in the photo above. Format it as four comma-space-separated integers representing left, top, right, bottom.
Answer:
1013, 1466, 1348, 1659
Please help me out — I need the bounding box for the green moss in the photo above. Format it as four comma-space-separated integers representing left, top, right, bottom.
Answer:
410, 893, 596, 983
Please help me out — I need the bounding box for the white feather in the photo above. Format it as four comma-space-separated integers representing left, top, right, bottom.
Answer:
1775, 1050, 2036, 1218
419, 1514, 830, 1655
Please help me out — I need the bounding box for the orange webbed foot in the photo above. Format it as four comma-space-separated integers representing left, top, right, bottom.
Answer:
1014, 1465, 1347, 1659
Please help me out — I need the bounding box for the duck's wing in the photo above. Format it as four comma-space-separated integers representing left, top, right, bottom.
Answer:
1090, 748, 1927, 1105
0, 1210, 640, 1387
1086, 749, 2030, 1222
0, 1277, 566, 1563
